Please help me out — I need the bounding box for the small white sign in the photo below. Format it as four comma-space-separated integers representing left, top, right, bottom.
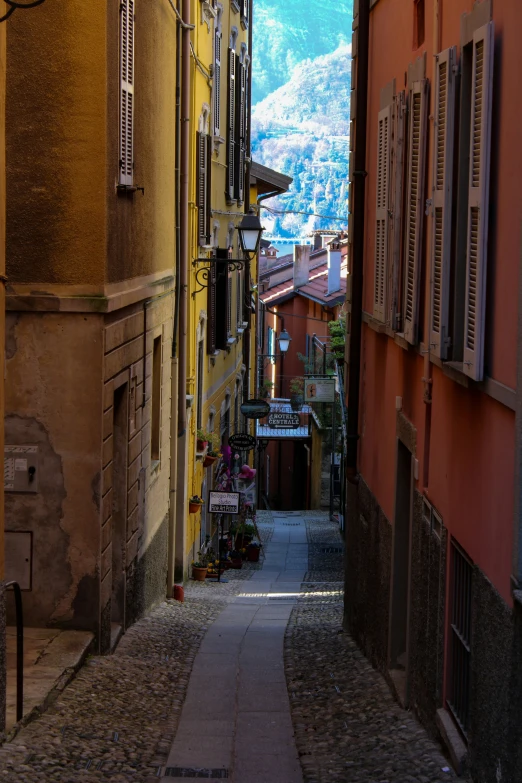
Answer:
208, 491, 240, 515
304, 378, 336, 402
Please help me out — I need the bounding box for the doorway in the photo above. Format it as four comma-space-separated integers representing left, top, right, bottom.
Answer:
388, 438, 413, 704
111, 383, 129, 630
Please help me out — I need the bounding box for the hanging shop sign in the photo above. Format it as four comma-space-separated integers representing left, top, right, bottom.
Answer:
304, 378, 336, 403
268, 412, 300, 429
229, 433, 257, 451
208, 490, 240, 514
240, 399, 271, 420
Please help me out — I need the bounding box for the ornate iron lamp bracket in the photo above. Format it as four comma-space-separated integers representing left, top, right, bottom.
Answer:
191, 255, 247, 297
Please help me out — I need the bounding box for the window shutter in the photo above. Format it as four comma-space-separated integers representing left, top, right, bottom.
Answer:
207, 262, 217, 354
463, 23, 494, 381
227, 263, 233, 336
403, 79, 429, 344
390, 92, 406, 331
215, 248, 229, 349
213, 29, 222, 137
373, 105, 391, 322
196, 132, 210, 246
236, 265, 242, 327
430, 47, 456, 360
234, 58, 246, 203
226, 49, 236, 201
119, 0, 134, 186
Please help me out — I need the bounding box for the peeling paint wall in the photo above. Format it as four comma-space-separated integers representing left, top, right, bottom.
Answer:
4, 313, 103, 630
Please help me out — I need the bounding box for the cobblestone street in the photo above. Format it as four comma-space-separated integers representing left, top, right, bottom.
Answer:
286, 514, 466, 783
0, 512, 467, 782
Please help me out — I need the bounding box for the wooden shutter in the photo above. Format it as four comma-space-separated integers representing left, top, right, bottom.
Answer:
226, 49, 236, 201
227, 266, 233, 336
373, 105, 391, 321
463, 23, 494, 381
403, 80, 429, 344
430, 47, 456, 359
234, 58, 246, 203
390, 92, 406, 331
214, 29, 222, 137
236, 266, 242, 327
241, 0, 248, 26
207, 261, 217, 354
119, 0, 134, 186
215, 248, 229, 349
196, 132, 211, 246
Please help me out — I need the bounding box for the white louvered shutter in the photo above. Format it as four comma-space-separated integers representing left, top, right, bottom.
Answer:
403, 80, 428, 344
226, 49, 236, 201
196, 132, 209, 245
373, 105, 391, 321
235, 59, 246, 203
119, 0, 134, 186
463, 23, 494, 381
213, 29, 222, 137
430, 47, 456, 359
391, 92, 406, 331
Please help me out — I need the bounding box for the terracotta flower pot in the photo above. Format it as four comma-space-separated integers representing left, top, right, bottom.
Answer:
203, 455, 217, 468
247, 546, 260, 562
192, 566, 207, 581
231, 558, 243, 569
189, 502, 203, 513
196, 439, 208, 451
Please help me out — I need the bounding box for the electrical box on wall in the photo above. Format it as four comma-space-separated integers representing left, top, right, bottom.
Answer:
5, 531, 32, 589
4, 445, 39, 493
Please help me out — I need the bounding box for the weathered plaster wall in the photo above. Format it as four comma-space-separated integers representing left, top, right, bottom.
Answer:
6, 1, 107, 286
106, 0, 177, 284
4, 312, 103, 629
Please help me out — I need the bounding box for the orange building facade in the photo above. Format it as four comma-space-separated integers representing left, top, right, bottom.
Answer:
345, 0, 522, 779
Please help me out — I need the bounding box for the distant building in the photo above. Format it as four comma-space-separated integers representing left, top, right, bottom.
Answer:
258, 238, 347, 509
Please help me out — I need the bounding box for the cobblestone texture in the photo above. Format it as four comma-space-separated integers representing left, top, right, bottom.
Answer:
285, 514, 467, 783
0, 537, 271, 783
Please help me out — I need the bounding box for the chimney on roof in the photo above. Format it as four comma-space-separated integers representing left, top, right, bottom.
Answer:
327, 245, 342, 295
293, 245, 310, 289
313, 233, 322, 251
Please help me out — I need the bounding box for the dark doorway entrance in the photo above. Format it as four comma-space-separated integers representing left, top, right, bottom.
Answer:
291, 442, 309, 510
388, 438, 413, 704
112, 383, 129, 630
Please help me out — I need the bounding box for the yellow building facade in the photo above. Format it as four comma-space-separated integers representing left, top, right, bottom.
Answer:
175, 0, 256, 576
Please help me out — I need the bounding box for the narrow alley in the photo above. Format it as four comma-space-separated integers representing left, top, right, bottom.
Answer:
0, 512, 461, 782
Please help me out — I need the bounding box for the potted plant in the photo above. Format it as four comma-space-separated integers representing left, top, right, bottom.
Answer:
189, 495, 204, 513
246, 541, 261, 562
192, 551, 209, 581
203, 435, 221, 467
257, 379, 274, 400
230, 550, 243, 569
196, 429, 211, 452
289, 377, 304, 411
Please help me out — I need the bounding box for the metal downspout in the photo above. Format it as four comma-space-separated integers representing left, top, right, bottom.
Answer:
167, 4, 183, 596
345, 0, 369, 479
178, 0, 190, 441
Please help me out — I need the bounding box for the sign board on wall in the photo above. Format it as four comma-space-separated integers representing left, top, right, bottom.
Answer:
208, 491, 240, 514
4, 445, 39, 492
268, 412, 301, 429
304, 378, 336, 403
240, 399, 271, 420
229, 433, 256, 451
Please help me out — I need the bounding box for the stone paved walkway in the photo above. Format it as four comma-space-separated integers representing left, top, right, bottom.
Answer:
286, 513, 465, 783
0, 511, 469, 782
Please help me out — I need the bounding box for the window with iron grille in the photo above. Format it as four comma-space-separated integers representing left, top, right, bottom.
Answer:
447, 539, 473, 738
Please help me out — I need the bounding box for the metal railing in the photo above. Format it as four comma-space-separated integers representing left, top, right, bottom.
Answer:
5, 581, 24, 723
448, 541, 473, 737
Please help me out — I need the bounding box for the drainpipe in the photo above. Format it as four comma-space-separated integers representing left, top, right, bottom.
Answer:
167, 5, 184, 596
178, 0, 190, 440
345, 0, 369, 479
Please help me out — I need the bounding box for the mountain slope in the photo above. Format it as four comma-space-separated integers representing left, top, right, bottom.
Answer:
252, 0, 352, 104
251, 44, 350, 238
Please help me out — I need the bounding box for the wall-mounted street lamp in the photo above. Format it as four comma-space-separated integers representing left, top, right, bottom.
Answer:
192, 209, 264, 296
0, 0, 47, 24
